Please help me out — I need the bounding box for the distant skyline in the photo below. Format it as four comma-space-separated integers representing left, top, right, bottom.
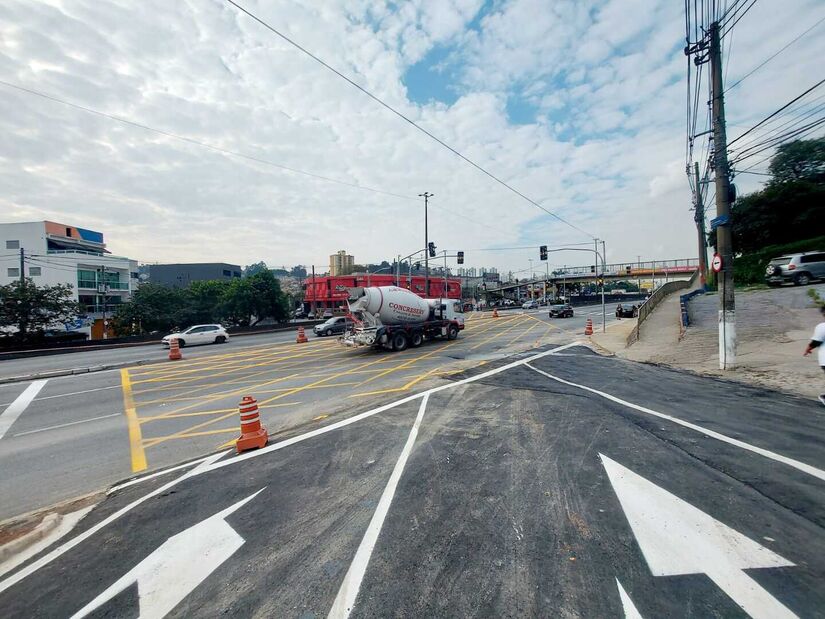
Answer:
1, 0, 822, 273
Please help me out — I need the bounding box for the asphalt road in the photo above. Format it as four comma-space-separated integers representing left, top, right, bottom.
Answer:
1, 343, 822, 617
0, 305, 612, 520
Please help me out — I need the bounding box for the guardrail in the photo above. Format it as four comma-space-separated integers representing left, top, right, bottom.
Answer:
627, 271, 699, 345
679, 289, 706, 334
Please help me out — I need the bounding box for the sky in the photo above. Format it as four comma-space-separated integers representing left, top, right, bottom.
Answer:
0, 0, 823, 275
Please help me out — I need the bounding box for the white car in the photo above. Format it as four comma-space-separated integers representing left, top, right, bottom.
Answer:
162, 324, 229, 348
521, 300, 539, 309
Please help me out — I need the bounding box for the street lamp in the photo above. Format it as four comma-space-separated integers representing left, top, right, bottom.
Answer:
367, 265, 392, 287
419, 192, 433, 296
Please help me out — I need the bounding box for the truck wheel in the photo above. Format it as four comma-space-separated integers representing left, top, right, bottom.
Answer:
410, 332, 423, 347
447, 325, 459, 340
391, 332, 408, 351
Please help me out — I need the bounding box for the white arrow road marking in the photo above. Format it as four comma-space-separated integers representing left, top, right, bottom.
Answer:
600, 454, 797, 619
615, 578, 644, 619
70, 487, 265, 619
328, 393, 430, 619
0, 379, 48, 439
526, 364, 825, 482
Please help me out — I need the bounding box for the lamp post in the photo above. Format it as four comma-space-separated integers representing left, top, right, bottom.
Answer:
367, 265, 392, 287
419, 192, 433, 296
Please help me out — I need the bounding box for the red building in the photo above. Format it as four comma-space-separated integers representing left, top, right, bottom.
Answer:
304, 274, 461, 311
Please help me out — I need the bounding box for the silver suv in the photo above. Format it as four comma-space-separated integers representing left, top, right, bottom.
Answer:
765, 251, 825, 286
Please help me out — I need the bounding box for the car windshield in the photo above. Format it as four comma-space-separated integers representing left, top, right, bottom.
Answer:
551, 305, 565, 310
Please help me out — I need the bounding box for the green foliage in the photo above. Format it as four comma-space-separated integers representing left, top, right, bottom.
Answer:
733, 236, 825, 285
242, 261, 268, 277
114, 271, 289, 334
725, 139, 825, 254
0, 279, 82, 338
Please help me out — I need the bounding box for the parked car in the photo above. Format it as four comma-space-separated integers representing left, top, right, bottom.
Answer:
549, 303, 574, 318
522, 300, 539, 310
321, 309, 334, 319
314, 316, 354, 337
162, 324, 229, 347
765, 252, 825, 286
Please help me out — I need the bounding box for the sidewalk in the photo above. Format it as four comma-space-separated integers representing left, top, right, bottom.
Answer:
592, 283, 825, 399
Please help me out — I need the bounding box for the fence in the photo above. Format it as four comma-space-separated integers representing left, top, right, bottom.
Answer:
626, 271, 700, 345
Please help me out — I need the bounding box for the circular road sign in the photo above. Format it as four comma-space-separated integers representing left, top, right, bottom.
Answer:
711, 253, 723, 273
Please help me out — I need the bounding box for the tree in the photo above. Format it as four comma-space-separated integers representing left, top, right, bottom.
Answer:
0, 279, 81, 339
188, 280, 230, 324
242, 261, 268, 277
768, 138, 825, 184
221, 270, 289, 326
112, 283, 189, 335
290, 265, 307, 278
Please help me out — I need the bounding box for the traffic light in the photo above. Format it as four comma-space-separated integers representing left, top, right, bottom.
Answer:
457, 250, 464, 264
590, 265, 596, 273
539, 245, 547, 260
428, 242, 436, 257
625, 265, 632, 275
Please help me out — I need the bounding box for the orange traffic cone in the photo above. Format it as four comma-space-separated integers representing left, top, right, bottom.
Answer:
235, 396, 268, 453
168, 337, 182, 361
296, 326, 308, 343
492, 308, 499, 318
584, 318, 593, 336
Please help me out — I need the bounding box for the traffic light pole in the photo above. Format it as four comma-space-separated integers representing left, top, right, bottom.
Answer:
546, 245, 607, 332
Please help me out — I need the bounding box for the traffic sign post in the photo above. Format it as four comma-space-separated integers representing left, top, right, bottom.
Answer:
711, 253, 723, 273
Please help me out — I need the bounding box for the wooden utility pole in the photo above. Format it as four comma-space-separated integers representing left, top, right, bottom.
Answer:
709, 21, 736, 369
693, 162, 708, 288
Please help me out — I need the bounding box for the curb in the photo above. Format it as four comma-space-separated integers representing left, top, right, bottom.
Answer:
0, 357, 161, 385
0, 513, 60, 563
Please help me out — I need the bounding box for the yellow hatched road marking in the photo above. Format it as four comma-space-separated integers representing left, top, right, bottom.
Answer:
139, 400, 301, 422
120, 369, 147, 473
146, 427, 240, 442
468, 315, 531, 350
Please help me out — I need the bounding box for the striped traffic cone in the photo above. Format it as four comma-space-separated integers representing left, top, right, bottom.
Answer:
168, 337, 182, 361
584, 318, 593, 336
492, 308, 499, 318
296, 326, 308, 343
235, 396, 268, 453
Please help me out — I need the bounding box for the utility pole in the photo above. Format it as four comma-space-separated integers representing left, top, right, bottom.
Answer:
100, 265, 108, 340
601, 239, 606, 332
710, 21, 736, 370
19, 248, 24, 285
419, 192, 433, 297
311, 264, 317, 317
693, 161, 708, 288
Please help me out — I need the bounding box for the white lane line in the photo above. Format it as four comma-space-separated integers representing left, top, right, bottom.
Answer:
0, 342, 582, 593
0, 450, 226, 596
0, 384, 120, 407
0, 380, 48, 440
328, 393, 430, 618
12, 413, 121, 438
525, 364, 825, 482
616, 579, 645, 619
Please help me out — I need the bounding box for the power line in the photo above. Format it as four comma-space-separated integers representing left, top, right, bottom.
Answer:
727, 78, 825, 147
730, 116, 825, 164
725, 15, 825, 93
222, 0, 592, 239
719, 0, 757, 37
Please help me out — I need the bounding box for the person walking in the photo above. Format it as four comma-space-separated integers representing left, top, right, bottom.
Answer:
803, 305, 825, 406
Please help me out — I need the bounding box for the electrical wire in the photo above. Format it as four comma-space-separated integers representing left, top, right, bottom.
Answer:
725, 15, 825, 93
222, 0, 593, 239
719, 0, 757, 37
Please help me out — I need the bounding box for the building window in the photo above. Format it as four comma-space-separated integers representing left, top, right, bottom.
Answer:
233, 271, 241, 278
8, 267, 19, 277
66, 227, 72, 237
29, 267, 41, 276
223, 269, 231, 276
77, 269, 97, 289
6, 240, 19, 250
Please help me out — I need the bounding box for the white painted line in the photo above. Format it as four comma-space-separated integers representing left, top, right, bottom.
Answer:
0, 384, 120, 407
0, 450, 226, 596
328, 394, 430, 618
526, 364, 825, 482
0, 342, 582, 592
615, 579, 644, 619
13, 413, 120, 437
106, 454, 220, 494
0, 380, 48, 440
602, 455, 796, 619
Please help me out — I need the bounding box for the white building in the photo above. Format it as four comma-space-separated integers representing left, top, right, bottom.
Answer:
0, 221, 138, 337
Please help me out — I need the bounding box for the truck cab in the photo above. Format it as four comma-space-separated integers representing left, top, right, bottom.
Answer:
428, 298, 465, 329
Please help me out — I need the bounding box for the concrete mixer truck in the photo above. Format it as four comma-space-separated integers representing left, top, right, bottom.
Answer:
341, 286, 464, 351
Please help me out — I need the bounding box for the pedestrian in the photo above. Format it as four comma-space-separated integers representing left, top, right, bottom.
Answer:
803, 305, 825, 406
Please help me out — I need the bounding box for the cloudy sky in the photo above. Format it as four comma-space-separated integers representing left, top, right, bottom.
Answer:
0, 0, 822, 274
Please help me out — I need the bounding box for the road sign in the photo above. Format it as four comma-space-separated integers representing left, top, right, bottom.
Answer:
600, 455, 796, 619
70, 489, 264, 618
710, 214, 729, 230
711, 253, 723, 273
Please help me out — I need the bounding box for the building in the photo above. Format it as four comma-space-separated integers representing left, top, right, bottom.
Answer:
145, 263, 242, 287
304, 273, 461, 311
329, 250, 354, 276
0, 221, 138, 338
